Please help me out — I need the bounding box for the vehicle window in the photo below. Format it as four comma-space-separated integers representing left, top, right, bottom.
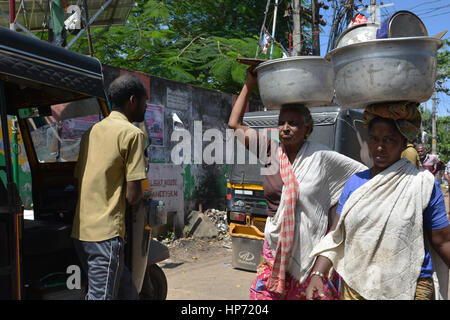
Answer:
21, 98, 103, 163
308, 124, 335, 150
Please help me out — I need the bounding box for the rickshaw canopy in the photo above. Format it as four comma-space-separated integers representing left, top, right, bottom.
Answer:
0, 26, 105, 113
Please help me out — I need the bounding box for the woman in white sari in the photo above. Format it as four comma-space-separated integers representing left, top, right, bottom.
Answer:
228, 67, 367, 300
306, 102, 450, 300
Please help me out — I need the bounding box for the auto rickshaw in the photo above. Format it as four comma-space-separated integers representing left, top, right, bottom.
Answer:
0, 26, 168, 300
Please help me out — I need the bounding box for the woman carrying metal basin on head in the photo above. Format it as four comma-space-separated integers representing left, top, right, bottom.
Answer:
306, 102, 450, 300
228, 64, 367, 300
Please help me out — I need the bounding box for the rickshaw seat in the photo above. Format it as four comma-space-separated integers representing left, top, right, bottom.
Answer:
23, 219, 72, 255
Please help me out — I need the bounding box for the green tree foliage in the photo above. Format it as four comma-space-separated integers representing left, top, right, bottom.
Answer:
70, 0, 314, 94
68, 1, 449, 159
419, 106, 449, 163
419, 39, 449, 162
436, 39, 449, 95
436, 116, 449, 162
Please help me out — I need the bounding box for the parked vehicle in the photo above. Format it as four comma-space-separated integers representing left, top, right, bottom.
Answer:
0, 26, 168, 300
227, 107, 371, 271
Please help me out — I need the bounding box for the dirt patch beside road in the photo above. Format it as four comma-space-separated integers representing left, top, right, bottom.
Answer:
165, 238, 231, 263
160, 237, 256, 300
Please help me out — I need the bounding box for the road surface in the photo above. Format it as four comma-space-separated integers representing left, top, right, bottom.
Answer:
160, 239, 256, 300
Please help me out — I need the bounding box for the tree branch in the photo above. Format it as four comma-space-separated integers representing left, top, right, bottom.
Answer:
177, 36, 205, 58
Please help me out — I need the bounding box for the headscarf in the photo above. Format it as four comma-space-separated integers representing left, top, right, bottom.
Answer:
363, 101, 421, 142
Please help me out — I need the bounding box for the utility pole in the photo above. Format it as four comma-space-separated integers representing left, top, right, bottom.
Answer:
311, 0, 320, 55
431, 91, 437, 155
358, 0, 394, 24
370, 0, 376, 23
292, 0, 303, 56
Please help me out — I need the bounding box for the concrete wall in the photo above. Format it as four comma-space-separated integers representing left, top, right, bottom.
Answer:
0, 64, 263, 227
102, 65, 263, 233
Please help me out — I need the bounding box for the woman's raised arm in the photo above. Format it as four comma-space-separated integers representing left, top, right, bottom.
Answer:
228, 66, 258, 149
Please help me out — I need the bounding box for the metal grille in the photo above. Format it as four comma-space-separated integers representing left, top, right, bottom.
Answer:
243, 111, 339, 128
252, 218, 266, 234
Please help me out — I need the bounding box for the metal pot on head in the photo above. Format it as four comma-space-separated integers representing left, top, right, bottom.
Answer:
335, 23, 380, 49
376, 10, 428, 39
327, 36, 443, 108
335, 10, 427, 49
255, 56, 334, 110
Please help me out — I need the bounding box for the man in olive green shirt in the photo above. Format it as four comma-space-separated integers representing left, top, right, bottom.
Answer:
71, 74, 148, 300
401, 142, 420, 169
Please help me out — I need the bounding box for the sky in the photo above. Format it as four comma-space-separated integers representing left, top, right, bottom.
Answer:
319, 0, 450, 116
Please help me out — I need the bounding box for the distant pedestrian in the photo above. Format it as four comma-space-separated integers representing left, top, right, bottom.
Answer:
416, 144, 444, 175
445, 161, 450, 186
401, 141, 420, 169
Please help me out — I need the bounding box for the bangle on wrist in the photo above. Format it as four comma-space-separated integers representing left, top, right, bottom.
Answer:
311, 270, 325, 279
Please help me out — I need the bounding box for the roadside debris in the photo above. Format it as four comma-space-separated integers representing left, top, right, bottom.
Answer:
182, 209, 231, 242
161, 208, 233, 265
204, 208, 231, 242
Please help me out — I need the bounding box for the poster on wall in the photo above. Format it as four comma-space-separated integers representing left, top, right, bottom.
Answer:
147, 146, 167, 163
145, 104, 164, 146
166, 87, 189, 111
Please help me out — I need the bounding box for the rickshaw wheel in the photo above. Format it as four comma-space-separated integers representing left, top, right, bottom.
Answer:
139, 264, 167, 300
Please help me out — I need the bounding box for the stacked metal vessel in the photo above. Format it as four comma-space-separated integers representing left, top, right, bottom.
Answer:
254, 11, 443, 110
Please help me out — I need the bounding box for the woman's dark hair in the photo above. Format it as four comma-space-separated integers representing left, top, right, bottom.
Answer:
107, 74, 147, 110
280, 103, 314, 135
368, 116, 407, 146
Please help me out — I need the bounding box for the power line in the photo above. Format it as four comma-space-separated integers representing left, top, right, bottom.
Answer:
421, 10, 450, 19
412, 5, 450, 16
406, 0, 444, 12
381, 7, 391, 20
